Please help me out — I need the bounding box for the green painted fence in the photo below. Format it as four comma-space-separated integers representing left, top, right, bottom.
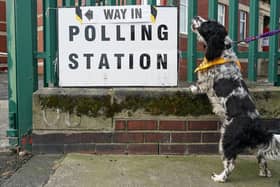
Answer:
6, 0, 280, 149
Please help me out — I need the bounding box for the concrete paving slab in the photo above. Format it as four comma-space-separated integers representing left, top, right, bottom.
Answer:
0, 100, 8, 150
3, 154, 63, 187
45, 154, 280, 187
0, 72, 8, 100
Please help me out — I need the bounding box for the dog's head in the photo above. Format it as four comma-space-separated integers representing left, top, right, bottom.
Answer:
191, 16, 231, 61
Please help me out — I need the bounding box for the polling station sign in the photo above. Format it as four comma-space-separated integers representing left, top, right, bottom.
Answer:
58, 5, 178, 86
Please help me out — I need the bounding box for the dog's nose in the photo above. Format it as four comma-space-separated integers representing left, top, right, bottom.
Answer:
193, 16, 200, 21
193, 16, 199, 20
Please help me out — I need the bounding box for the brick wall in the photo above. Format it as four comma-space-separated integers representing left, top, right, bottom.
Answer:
31, 87, 280, 155
32, 118, 280, 155
32, 119, 221, 154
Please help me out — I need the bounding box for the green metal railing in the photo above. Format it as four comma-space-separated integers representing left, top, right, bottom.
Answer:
248, 1, 259, 81
6, 0, 280, 149
269, 0, 280, 84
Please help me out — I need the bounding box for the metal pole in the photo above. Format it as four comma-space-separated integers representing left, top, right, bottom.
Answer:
6, 0, 37, 149
43, 0, 58, 87
167, 0, 173, 6
148, 0, 157, 5
248, 0, 259, 81
208, 0, 217, 20
229, 0, 238, 52
63, 0, 75, 6
6, 0, 18, 147
107, 0, 116, 5
86, 0, 96, 5
187, 0, 197, 82
268, 0, 280, 84
126, 0, 136, 5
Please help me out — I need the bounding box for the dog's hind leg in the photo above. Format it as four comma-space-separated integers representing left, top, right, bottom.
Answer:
256, 134, 280, 177
257, 152, 272, 177
211, 158, 235, 182
219, 124, 226, 156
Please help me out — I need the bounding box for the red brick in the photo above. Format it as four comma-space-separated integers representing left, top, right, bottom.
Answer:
0, 2, 6, 21
33, 133, 113, 144
145, 133, 170, 143
202, 133, 220, 143
0, 37, 6, 52
115, 120, 126, 130
78, 133, 112, 143
171, 133, 201, 143
128, 144, 158, 155
0, 23, 5, 32
33, 133, 65, 144
37, 0, 43, 13
64, 143, 96, 154
37, 31, 44, 52
32, 144, 64, 154
188, 144, 219, 154
179, 36, 187, 51
37, 16, 43, 26
159, 121, 186, 131
127, 120, 157, 130
0, 57, 7, 64
179, 58, 187, 81
96, 144, 127, 154
57, 0, 63, 6
188, 121, 218, 131
159, 144, 187, 155
113, 133, 144, 143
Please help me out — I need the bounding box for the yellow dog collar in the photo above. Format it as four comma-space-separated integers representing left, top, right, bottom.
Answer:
194, 57, 241, 72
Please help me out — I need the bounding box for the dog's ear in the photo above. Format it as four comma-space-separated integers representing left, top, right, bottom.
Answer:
205, 34, 225, 61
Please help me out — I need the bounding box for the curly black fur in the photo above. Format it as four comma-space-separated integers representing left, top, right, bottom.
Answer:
223, 117, 273, 159
225, 95, 256, 118
198, 21, 227, 61
213, 78, 240, 97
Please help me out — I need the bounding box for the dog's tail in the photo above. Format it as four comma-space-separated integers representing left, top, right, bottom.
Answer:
259, 134, 280, 160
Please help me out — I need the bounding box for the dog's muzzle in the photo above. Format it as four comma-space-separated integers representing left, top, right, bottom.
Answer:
191, 16, 206, 31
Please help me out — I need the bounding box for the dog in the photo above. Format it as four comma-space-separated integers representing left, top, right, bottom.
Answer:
190, 16, 280, 182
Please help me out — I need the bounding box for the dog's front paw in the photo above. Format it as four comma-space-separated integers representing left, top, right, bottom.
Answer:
259, 169, 272, 177
211, 173, 226, 183
189, 85, 199, 94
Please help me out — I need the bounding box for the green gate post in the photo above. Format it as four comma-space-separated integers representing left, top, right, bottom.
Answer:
86, 0, 96, 6
268, 0, 280, 84
148, 0, 157, 5
126, 0, 136, 5
248, 1, 259, 81
107, 0, 116, 5
6, 0, 37, 149
229, 0, 238, 53
167, 0, 173, 6
187, 0, 197, 82
43, 0, 58, 87
63, 0, 75, 6
208, 0, 217, 20
6, 0, 17, 146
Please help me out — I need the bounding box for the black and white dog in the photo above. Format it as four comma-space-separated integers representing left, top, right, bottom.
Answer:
190, 16, 280, 182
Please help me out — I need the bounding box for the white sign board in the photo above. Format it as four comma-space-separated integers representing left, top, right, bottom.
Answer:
58, 5, 178, 86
